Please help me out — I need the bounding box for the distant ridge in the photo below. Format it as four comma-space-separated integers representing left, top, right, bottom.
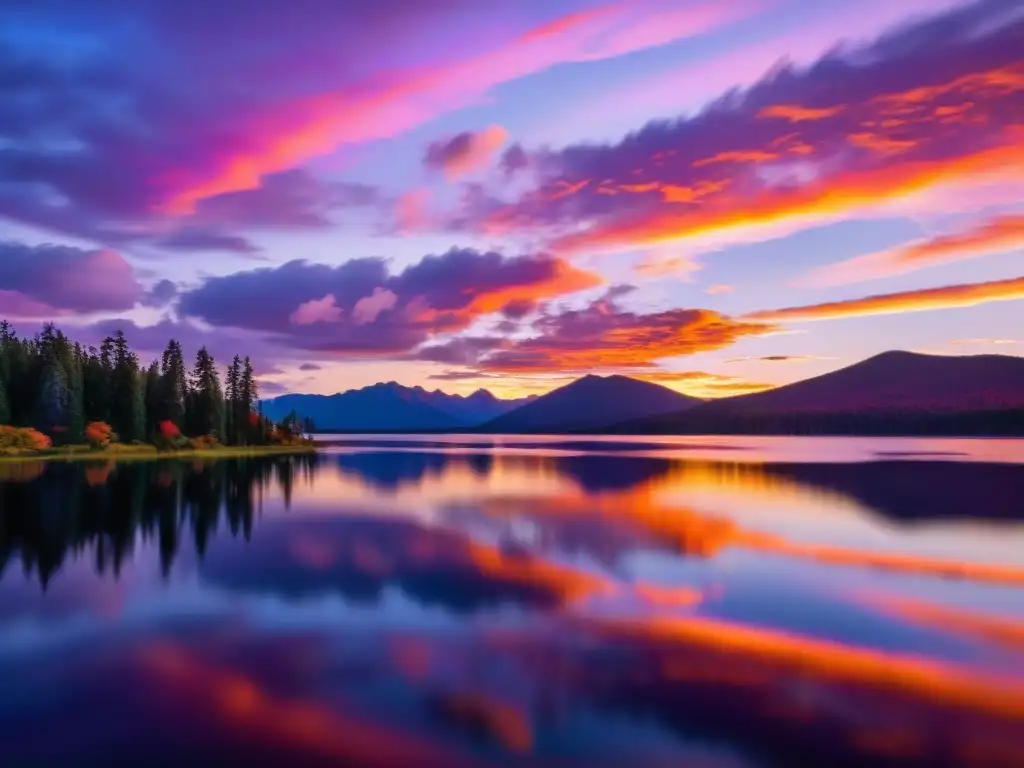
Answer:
612, 351, 1024, 436
478, 374, 702, 434
261, 382, 533, 432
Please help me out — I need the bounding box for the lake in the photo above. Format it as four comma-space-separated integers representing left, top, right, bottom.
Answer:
2, 436, 1023, 766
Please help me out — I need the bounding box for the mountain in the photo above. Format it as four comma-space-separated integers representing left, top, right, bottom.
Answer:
614, 351, 1024, 435
478, 375, 702, 434
415, 387, 535, 425
261, 383, 532, 431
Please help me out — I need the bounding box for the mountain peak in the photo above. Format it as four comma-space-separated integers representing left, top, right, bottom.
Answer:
480, 374, 701, 433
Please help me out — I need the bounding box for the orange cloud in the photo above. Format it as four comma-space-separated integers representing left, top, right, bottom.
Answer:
479, 303, 775, 373
746, 275, 1024, 323
705, 283, 733, 295
804, 213, 1024, 286
758, 104, 846, 122
460, 259, 603, 321
692, 149, 779, 166
552, 136, 1024, 255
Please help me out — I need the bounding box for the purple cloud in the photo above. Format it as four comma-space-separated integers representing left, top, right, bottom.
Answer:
177, 247, 600, 354
0, 241, 141, 315
190, 169, 385, 230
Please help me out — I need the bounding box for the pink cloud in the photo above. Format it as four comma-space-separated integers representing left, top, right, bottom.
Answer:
352, 287, 398, 325
156, 2, 756, 214
395, 189, 432, 233
290, 294, 344, 325
425, 125, 508, 179
706, 284, 734, 295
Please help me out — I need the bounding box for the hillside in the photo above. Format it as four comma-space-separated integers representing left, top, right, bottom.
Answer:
262, 383, 532, 431
614, 352, 1024, 435
479, 374, 702, 433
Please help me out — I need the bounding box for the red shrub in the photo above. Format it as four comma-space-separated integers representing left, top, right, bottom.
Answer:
85, 421, 115, 448
247, 411, 261, 428
159, 420, 182, 440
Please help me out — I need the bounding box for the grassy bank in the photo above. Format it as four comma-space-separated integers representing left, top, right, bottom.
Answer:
0, 443, 318, 463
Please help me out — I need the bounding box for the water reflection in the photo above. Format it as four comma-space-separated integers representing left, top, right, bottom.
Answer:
1, 446, 1023, 766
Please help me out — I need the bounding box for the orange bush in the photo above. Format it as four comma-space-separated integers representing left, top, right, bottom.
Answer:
189, 435, 220, 450
85, 421, 115, 448
0, 426, 52, 453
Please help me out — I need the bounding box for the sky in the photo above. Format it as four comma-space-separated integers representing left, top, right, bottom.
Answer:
0, 0, 1022, 400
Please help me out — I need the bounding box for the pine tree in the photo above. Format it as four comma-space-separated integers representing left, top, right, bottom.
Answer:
239, 357, 258, 444
131, 369, 146, 443
67, 353, 85, 444
189, 348, 225, 440
0, 374, 9, 425
144, 360, 161, 437
35, 353, 70, 435
226, 356, 241, 445
160, 340, 188, 424
110, 331, 144, 442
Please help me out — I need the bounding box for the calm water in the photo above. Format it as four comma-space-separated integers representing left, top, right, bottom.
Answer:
2, 437, 1023, 767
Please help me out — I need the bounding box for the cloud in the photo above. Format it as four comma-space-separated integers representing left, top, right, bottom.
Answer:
802, 214, 1024, 287
394, 189, 432, 233
178, 248, 600, 355
290, 294, 344, 325
190, 169, 384, 230
725, 355, 835, 363
706, 284, 734, 295
419, 286, 773, 372
352, 288, 398, 325
949, 338, 1023, 346
142, 279, 179, 308
499, 144, 530, 176
147, 1, 749, 214
633, 253, 702, 279
459, 1, 1024, 259
154, 227, 263, 255
298, 362, 324, 371
0, 1, 748, 246
0, 241, 141, 315
747, 275, 1024, 323
424, 125, 508, 179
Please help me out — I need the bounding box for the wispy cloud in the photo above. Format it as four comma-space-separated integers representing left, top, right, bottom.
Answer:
802, 214, 1024, 287
747, 275, 1024, 323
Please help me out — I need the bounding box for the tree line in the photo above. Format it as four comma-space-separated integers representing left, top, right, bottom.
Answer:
0, 320, 305, 446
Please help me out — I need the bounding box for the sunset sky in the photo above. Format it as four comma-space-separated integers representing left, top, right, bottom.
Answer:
1, 0, 1022, 399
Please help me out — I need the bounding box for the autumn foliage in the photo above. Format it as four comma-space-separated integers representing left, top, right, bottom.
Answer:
85, 421, 115, 448
0, 426, 53, 454
159, 420, 182, 440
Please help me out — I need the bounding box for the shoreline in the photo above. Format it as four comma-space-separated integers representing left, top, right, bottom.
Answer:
0, 444, 318, 464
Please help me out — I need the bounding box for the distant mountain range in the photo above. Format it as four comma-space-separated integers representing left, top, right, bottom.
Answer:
478, 374, 701, 433
613, 351, 1024, 436
263, 352, 1024, 436
261, 382, 534, 431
